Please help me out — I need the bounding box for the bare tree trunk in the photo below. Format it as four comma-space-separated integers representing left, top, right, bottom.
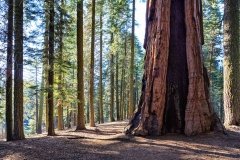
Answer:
57, 101, 63, 130
134, 72, 138, 109
57, 0, 64, 131
14, 0, 25, 140
86, 100, 90, 123
76, 0, 86, 130
6, 0, 13, 141
223, 0, 240, 126
73, 109, 77, 126
35, 66, 39, 133
47, 0, 56, 136
120, 35, 127, 120
120, 60, 124, 120
37, 75, 44, 134
126, 0, 225, 137
68, 107, 72, 128
116, 52, 120, 121
89, 0, 96, 127
128, 0, 135, 119
110, 44, 115, 122
43, 0, 49, 132
99, 6, 104, 123
43, 0, 49, 131
125, 81, 129, 119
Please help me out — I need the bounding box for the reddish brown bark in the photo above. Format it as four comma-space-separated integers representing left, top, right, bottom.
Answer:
57, 100, 64, 130
14, 0, 25, 140
126, 0, 225, 136
47, 0, 56, 136
76, 0, 86, 130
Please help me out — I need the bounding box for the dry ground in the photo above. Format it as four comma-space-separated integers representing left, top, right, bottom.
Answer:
0, 121, 240, 160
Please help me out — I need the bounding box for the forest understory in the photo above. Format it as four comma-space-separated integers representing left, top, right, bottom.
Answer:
0, 121, 240, 160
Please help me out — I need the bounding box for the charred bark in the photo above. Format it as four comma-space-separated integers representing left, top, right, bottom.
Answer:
162, 0, 188, 134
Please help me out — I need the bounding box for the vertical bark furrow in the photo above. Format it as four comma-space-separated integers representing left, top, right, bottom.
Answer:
126, 0, 171, 136
151, 0, 171, 135
184, 0, 220, 136
126, 0, 225, 137
185, 0, 207, 135
163, 0, 187, 134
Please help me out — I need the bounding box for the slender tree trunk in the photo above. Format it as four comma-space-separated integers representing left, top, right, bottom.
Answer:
110, 33, 115, 122
122, 78, 126, 120
65, 106, 68, 128
223, 0, 240, 126
94, 99, 99, 123
99, 7, 104, 123
57, 101, 63, 130
120, 35, 127, 120
126, 0, 225, 137
76, 0, 86, 130
128, 0, 135, 119
73, 109, 77, 126
37, 75, 44, 134
6, 0, 13, 141
35, 66, 39, 133
68, 107, 72, 128
2, 124, 4, 139
14, 0, 25, 140
57, 0, 64, 130
86, 100, 90, 123
134, 72, 138, 109
89, 0, 96, 127
116, 52, 120, 121
120, 68, 123, 121
120, 74, 125, 120
125, 80, 129, 119
44, 0, 49, 132
220, 94, 224, 122
47, 0, 55, 136
110, 56, 115, 121
209, 41, 214, 94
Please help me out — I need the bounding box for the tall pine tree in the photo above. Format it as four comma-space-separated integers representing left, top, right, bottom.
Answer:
14, 0, 25, 140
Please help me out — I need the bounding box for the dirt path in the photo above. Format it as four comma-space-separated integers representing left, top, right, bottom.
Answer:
0, 121, 240, 160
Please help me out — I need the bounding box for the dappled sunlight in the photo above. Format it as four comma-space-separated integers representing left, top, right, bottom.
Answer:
1, 153, 25, 160
0, 121, 240, 159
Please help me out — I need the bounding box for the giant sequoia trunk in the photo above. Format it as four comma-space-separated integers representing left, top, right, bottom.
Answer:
125, 0, 225, 136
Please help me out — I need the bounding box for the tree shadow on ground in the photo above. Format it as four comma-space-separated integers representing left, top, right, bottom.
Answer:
0, 121, 240, 159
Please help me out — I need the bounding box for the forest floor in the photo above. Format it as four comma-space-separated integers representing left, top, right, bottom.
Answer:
0, 121, 240, 160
